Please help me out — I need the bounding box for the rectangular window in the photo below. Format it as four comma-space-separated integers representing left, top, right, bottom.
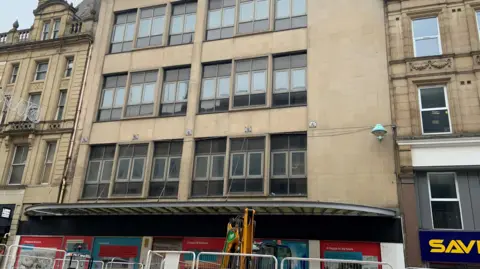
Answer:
234, 57, 267, 107
98, 75, 127, 121
418, 86, 451, 134
200, 63, 231, 113
35, 62, 48, 81
56, 90, 67, 120
25, 94, 41, 122
238, 0, 270, 34
0, 95, 10, 125
41, 142, 57, 184
8, 145, 28, 185
137, 6, 166, 48
273, 53, 307, 107
113, 144, 148, 196
270, 133, 307, 195
149, 141, 183, 198
10, 64, 19, 84
65, 58, 74, 77
41, 22, 50, 40
275, 0, 307, 30
206, 0, 235, 40
160, 67, 190, 116
110, 11, 137, 53
82, 145, 116, 198
126, 71, 157, 117
428, 173, 462, 229
192, 138, 226, 197
477, 11, 480, 40
52, 19, 61, 39
229, 137, 264, 193
412, 17, 441, 57
169, 2, 197, 45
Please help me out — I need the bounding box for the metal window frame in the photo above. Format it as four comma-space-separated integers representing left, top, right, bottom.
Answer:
115, 158, 132, 182
35, 63, 48, 81
41, 142, 57, 184
85, 160, 102, 184
251, 70, 267, 93
99, 85, 125, 120
167, 156, 182, 181
476, 11, 480, 41
8, 145, 28, 185
210, 154, 226, 180
111, 12, 137, 51
239, 0, 269, 23
151, 157, 168, 182
427, 172, 464, 230
271, 151, 288, 178
247, 151, 264, 178
290, 150, 306, 178
412, 16, 442, 57
275, 0, 290, 19
291, 0, 307, 17
273, 69, 290, 93
24, 93, 41, 121
137, 6, 166, 43
201, 78, 217, 100
230, 152, 246, 178
291, 67, 307, 92
100, 160, 114, 183
235, 72, 251, 95
418, 85, 452, 135
130, 157, 146, 182
64, 58, 74, 77
82, 146, 115, 198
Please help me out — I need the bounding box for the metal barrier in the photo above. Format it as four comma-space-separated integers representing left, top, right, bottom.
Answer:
0, 244, 7, 266
2, 245, 67, 269
145, 251, 195, 269
105, 261, 144, 269
75, 260, 105, 269
196, 252, 278, 269
281, 257, 394, 269
53, 259, 80, 269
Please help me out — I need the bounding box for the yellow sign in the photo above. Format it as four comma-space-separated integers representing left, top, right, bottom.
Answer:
429, 239, 480, 254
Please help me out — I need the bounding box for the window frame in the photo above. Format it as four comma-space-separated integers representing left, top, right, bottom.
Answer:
412, 16, 442, 57
8, 145, 28, 185
136, 5, 167, 48
233, 58, 268, 108
418, 85, 452, 135
160, 68, 191, 117
81, 145, 116, 199
9, 64, 19, 84
25, 93, 41, 122
110, 11, 137, 54
64, 58, 74, 78
274, 0, 307, 30
206, 0, 236, 40
113, 144, 148, 196
41, 21, 51, 40
149, 141, 183, 198
237, 0, 271, 34
41, 142, 57, 184
169, 2, 197, 45
427, 172, 463, 230
476, 10, 480, 41
0, 95, 11, 125
97, 75, 127, 122
56, 90, 67, 121
230, 152, 246, 179
228, 137, 265, 193
52, 19, 61, 39
126, 71, 158, 117
35, 62, 49, 81
199, 62, 232, 113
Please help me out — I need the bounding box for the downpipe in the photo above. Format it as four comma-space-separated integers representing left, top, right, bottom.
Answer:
57, 40, 93, 204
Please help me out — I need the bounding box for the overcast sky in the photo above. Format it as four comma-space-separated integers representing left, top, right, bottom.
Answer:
0, 0, 82, 32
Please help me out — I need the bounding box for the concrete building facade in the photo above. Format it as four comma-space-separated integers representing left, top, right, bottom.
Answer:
387, 0, 480, 267
16, 0, 406, 266
0, 0, 97, 243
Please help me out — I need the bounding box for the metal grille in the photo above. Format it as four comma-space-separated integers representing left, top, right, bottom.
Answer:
196, 252, 278, 269
145, 251, 195, 269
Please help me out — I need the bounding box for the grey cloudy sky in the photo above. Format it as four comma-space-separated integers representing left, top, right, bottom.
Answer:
0, 0, 82, 32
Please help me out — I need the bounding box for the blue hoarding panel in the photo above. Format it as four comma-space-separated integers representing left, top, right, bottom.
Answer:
419, 230, 480, 263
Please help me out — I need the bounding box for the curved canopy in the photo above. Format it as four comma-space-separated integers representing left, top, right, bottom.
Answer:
25, 201, 397, 217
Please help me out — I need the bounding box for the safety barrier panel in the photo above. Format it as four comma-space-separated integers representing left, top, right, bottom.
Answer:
196, 252, 278, 269
53, 259, 80, 269
74, 260, 105, 269
281, 257, 394, 269
0, 244, 7, 265
105, 261, 144, 269
145, 251, 195, 269
2, 245, 67, 269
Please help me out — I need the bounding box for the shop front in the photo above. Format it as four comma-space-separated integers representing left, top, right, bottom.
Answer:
419, 230, 480, 268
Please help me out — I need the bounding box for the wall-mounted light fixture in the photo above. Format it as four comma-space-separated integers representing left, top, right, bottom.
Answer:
371, 124, 387, 142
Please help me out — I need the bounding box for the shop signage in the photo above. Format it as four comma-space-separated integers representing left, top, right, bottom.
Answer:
419, 230, 480, 263
1, 208, 11, 219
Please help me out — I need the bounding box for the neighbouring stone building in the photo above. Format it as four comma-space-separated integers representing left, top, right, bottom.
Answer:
388, 0, 480, 268
0, 0, 97, 243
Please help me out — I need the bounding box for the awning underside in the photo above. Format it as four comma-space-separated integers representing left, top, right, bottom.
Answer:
24, 201, 397, 217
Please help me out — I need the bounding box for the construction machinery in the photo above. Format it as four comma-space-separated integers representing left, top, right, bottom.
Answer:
220, 208, 292, 269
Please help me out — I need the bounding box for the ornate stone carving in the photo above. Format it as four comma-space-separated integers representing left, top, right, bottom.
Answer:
409, 58, 452, 71
30, 82, 44, 91
474, 55, 480, 65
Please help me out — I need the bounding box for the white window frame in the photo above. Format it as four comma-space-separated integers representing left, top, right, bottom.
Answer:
115, 158, 132, 182
412, 17, 442, 57
151, 157, 168, 182
239, 0, 270, 23
230, 152, 246, 178
35, 62, 48, 81
52, 19, 61, 39
9, 64, 19, 84
247, 151, 264, 178
65, 58, 74, 77
235, 72, 251, 95
271, 151, 288, 178
8, 145, 28, 185
194, 154, 225, 181
162, 81, 188, 104
427, 172, 463, 230
56, 90, 67, 120
418, 85, 452, 135
210, 154, 226, 180
275, 0, 307, 19
41, 142, 57, 184
290, 150, 306, 178
41, 22, 50, 40
251, 70, 267, 93
208, 6, 235, 30
130, 157, 146, 182
166, 156, 181, 181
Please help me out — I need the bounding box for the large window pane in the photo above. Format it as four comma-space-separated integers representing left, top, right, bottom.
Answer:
292, 0, 306, 16
202, 79, 216, 99
430, 174, 457, 199
195, 156, 209, 178
252, 71, 266, 92
272, 153, 287, 176
420, 87, 446, 109
431, 201, 462, 229
171, 16, 184, 34
274, 71, 289, 91
413, 17, 439, 38
138, 19, 152, 37
208, 10, 222, 28
276, 0, 290, 18
415, 38, 440, 57
255, 0, 269, 20
223, 7, 235, 26
292, 69, 306, 89
240, 2, 254, 22
291, 152, 305, 175
211, 156, 225, 178
236, 73, 250, 94
231, 154, 245, 176
185, 14, 196, 32
168, 158, 181, 179
248, 153, 262, 176
153, 158, 166, 179
152, 17, 165, 35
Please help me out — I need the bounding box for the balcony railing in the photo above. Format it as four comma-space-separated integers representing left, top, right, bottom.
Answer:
1, 120, 75, 134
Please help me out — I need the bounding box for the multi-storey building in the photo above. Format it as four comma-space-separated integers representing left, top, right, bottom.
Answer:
17, 0, 404, 266
0, 0, 97, 244
387, 0, 480, 267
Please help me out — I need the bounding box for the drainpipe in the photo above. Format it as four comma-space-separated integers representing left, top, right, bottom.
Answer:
57, 39, 93, 204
